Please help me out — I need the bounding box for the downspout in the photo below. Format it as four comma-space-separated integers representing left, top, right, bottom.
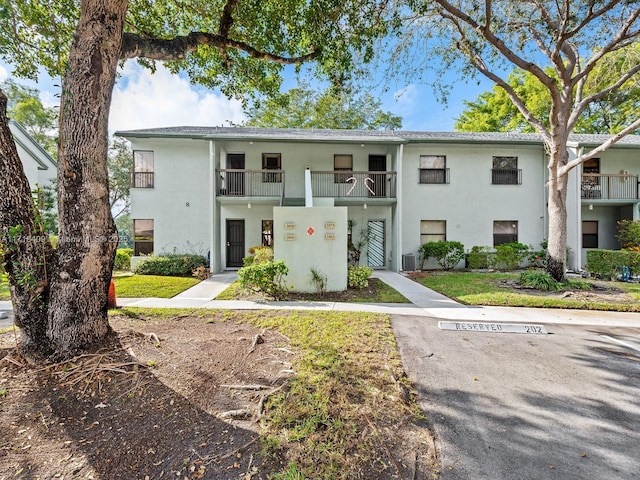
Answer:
209, 140, 217, 272
395, 143, 404, 272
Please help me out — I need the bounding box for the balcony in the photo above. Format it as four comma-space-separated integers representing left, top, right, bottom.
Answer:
581, 174, 639, 200
311, 171, 397, 199
217, 169, 285, 197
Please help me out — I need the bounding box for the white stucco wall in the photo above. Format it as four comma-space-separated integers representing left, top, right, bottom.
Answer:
130, 138, 211, 256
274, 206, 348, 292
399, 143, 547, 260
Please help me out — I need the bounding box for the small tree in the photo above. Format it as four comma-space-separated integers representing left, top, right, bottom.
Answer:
616, 220, 640, 250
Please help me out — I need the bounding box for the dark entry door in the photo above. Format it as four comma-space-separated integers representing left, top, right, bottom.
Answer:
227, 153, 245, 196
368, 155, 386, 197
226, 219, 245, 267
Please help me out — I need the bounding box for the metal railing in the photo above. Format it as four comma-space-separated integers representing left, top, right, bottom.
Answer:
581, 173, 639, 200
310, 171, 397, 198
216, 169, 285, 197
419, 168, 450, 184
491, 169, 522, 185
131, 172, 154, 188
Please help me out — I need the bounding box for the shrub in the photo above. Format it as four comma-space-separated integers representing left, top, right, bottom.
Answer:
586, 249, 640, 279
238, 260, 289, 300
348, 265, 373, 289
492, 242, 529, 270
243, 246, 273, 266
419, 241, 465, 270
309, 267, 328, 295
135, 254, 207, 277
114, 248, 132, 270
192, 265, 211, 280
468, 246, 492, 269
519, 271, 561, 291
616, 220, 640, 250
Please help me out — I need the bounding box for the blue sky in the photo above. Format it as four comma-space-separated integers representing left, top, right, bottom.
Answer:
0, 58, 493, 133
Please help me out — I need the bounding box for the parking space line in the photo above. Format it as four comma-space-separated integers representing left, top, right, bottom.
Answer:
600, 335, 640, 354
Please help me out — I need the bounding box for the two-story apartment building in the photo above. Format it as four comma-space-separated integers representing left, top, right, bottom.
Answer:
116, 127, 640, 273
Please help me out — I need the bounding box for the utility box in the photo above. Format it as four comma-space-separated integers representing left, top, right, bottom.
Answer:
402, 254, 416, 271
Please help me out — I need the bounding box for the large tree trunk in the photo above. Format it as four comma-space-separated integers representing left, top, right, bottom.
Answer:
546, 141, 570, 282
0, 0, 126, 362
46, 0, 126, 358
0, 92, 54, 360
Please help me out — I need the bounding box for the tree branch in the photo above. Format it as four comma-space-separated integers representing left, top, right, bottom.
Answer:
121, 31, 318, 65
560, 118, 640, 175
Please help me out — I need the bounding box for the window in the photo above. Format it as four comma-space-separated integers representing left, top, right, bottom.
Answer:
492, 156, 520, 185
582, 221, 598, 249
334, 154, 353, 183
133, 151, 154, 188
420, 220, 446, 244
134, 219, 154, 255
583, 158, 600, 174
493, 221, 518, 246
262, 220, 273, 247
419, 155, 448, 184
262, 153, 282, 183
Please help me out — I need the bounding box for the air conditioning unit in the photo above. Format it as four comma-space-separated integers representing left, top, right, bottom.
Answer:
402, 254, 416, 272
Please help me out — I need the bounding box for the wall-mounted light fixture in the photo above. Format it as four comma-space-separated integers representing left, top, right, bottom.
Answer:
248, 202, 252, 209
363, 203, 367, 210
588, 204, 593, 211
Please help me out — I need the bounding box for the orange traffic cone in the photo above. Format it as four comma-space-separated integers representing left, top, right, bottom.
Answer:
107, 278, 117, 309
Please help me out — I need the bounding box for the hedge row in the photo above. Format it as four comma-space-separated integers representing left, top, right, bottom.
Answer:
135, 254, 208, 277
586, 249, 640, 279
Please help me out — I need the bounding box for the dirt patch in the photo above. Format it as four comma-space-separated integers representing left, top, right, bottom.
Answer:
0, 312, 437, 479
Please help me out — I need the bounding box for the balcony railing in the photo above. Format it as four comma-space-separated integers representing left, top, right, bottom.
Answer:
216, 169, 285, 197
581, 173, 639, 200
491, 169, 522, 185
311, 171, 397, 198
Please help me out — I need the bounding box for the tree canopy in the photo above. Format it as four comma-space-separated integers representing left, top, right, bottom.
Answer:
456, 62, 640, 135
244, 85, 402, 130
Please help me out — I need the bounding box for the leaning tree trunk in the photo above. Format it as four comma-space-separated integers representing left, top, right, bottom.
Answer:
0, 92, 54, 360
546, 143, 570, 282
45, 0, 126, 358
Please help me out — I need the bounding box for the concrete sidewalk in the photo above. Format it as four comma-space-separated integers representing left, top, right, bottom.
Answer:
114, 270, 640, 328
2, 271, 639, 328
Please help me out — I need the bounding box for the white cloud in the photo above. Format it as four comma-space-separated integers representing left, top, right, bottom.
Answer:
110, 62, 245, 132
0, 64, 7, 82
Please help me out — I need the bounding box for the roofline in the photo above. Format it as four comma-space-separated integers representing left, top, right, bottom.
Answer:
9, 120, 57, 169
115, 126, 640, 149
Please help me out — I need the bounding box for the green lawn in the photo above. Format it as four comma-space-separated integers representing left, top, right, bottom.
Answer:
415, 271, 640, 312
113, 275, 201, 298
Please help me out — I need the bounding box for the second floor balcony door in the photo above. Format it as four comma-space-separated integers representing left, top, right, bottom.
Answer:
368, 155, 386, 197
227, 153, 245, 195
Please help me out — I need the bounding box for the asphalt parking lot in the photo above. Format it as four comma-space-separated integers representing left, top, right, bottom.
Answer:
393, 316, 640, 480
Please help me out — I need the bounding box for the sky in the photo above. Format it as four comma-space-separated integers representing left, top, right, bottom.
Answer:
0, 57, 492, 134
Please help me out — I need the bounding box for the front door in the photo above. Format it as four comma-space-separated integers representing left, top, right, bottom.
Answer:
227, 153, 245, 196
368, 155, 386, 197
226, 219, 245, 267
367, 220, 385, 268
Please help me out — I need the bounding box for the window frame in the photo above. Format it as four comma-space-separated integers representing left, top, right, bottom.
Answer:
420, 220, 447, 244
334, 154, 353, 183
261, 219, 273, 247
491, 156, 520, 185
582, 220, 598, 249
419, 155, 448, 184
493, 221, 518, 246
133, 219, 154, 255
262, 153, 282, 183
133, 150, 154, 188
